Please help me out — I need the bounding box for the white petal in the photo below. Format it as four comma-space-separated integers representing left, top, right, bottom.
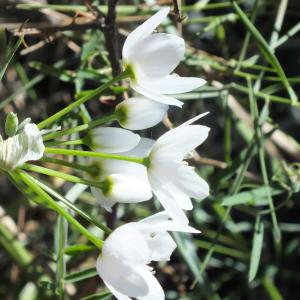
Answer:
123, 7, 170, 59
164, 180, 193, 210
139, 212, 200, 234
132, 82, 183, 107
0, 123, 44, 170
122, 137, 155, 158
149, 174, 189, 225
90, 187, 115, 212
116, 97, 168, 130
107, 174, 152, 203
176, 165, 209, 200
132, 33, 184, 77
145, 231, 176, 261
142, 74, 206, 94
102, 223, 150, 264
151, 125, 210, 161
89, 127, 140, 153
97, 255, 149, 298
136, 266, 165, 300
103, 281, 131, 300
179, 112, 210, 127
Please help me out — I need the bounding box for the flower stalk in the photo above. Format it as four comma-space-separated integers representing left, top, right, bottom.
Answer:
13, 170, 103, 249
45, 147, 147, 165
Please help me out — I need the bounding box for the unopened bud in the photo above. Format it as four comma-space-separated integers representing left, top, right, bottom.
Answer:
5, 112, 18, 137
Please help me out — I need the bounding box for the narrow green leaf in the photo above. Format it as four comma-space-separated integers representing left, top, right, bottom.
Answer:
64, 267, 98, 283
248, 217, 264, 282
222, 186, 284, 206
0, 37, 22, 82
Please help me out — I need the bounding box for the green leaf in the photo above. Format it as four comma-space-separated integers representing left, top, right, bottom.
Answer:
0, 37, 22, 82
248, 217, 264, 282
222, 186, 284, 206
64, 267, 98, 283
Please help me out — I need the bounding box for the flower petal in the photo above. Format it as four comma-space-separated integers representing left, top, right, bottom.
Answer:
135, 265, 165, 300
145, 231, 176, 261
179, 112, 209, 127
107, 174, 152, 203
123, 7, 170, 60
133, 33, 184, 77
142, 74, 206, 94
0, 123, 45, 171
122, 137, 155, 158
116, 97, 168, 130
103, 281, 131, 300
138, 212, 200, 234
132, 82, 183, 107
151, 125, 210, 161
149, 174, 189, 225
177, 165, 209, 200
89, 127, 140, 153
90, 187, 115, 212
97, 255, 149, 298
103, 223, 150, 264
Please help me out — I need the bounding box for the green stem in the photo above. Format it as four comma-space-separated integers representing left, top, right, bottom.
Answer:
45, 147, 147, 165
40, 157, 94, 173
15, 170, 103, 249
38, 69, 131, 129
20, 163, 105, 190
43, 113, 118, 141
31, 177, 112, 234
45, 139, 84, 147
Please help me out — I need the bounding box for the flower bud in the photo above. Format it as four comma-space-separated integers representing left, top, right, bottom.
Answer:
116, 97, 168, 130
5, 112, 18, 137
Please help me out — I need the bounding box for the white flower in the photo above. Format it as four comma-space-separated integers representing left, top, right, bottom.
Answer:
86, 130, 152, 212
96, 212, 199, 300
147, 114, 210, 225
87, 127, 140, 153
122, 7, 206, 107
0, 123, 45, 171
116, 97, 168, 130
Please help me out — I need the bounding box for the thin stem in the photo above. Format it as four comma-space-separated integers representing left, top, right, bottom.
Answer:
31, 176, 112, 234
45, 147, 147, 165
43, 113, 118, 142
45, 139, 84, 147
20, 163, 105, 190
40, 157, 93, 173
38, 69, 131, 129
15, 170, 103, 249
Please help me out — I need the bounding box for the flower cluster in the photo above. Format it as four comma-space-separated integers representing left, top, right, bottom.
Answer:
1, 7, 209, 300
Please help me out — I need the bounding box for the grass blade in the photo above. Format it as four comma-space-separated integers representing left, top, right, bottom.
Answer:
232, 1, 298, 105
248, 216, 264, 282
